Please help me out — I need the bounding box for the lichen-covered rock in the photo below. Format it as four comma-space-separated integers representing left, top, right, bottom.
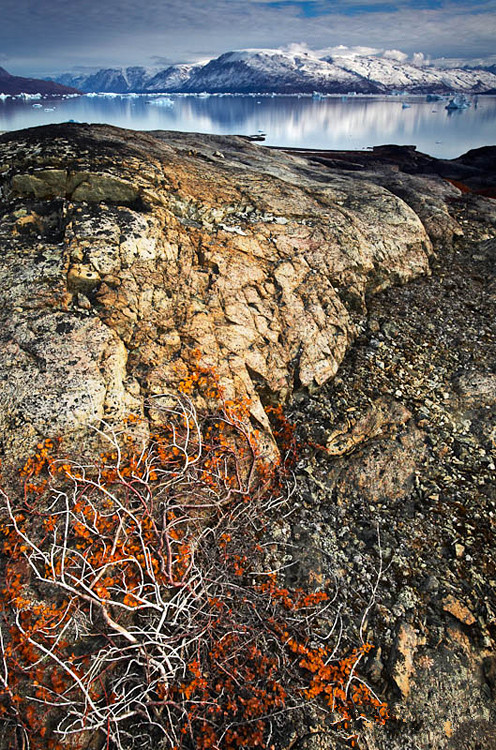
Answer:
291, 194, 496, 750
0, 123, 433, 465
0, 126, 495, 750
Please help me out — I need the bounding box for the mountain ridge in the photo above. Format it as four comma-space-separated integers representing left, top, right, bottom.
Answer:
0, 67, 80, 96
50, 48, 496, 94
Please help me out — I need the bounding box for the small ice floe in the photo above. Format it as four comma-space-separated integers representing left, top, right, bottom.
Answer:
402, 102, 411, 109
32, 103, 43, 108
147, 97, 174, 107
312, 91, 324, 100
86, 92, 119, 98
445, 95, 471, 111
44, 107, 56, 112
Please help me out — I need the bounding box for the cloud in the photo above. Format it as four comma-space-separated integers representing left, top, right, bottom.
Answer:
1, 0, 495, 75
412, 51, 430, 66
319, 44, 383, 58
382, 49, 408, 62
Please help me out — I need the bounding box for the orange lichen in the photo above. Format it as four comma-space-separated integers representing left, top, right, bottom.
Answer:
0, 357, 387, 750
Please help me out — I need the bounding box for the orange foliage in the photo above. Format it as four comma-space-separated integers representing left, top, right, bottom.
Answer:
0, 357, 387, 750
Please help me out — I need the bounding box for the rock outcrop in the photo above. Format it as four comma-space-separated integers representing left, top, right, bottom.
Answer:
291, 188, 496, 749
0, 124, 494, 750
0, 123, 432, 465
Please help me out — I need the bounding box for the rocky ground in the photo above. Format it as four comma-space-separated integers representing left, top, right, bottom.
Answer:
287, 192, 496, 749
0, 125, 494, 749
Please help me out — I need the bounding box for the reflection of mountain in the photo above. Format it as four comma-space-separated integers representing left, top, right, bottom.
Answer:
0, 67, 80, 96
160, 97, 496, 144
2, 95, 496, 159
53, 49, 496, 95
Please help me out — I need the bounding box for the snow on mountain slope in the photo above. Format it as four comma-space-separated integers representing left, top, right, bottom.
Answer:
145, 63, 204, 92
54, 67, 158, 93
181, 49, 373, 93
330, 54, 496, 93
436, 67, 496, 92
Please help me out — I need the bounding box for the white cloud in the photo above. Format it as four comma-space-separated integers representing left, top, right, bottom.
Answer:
281, 42, 318, 57
2, 0, 495, 76
412, 52, 429, 67
382, 49, 408, 62
315, 45, 383, 59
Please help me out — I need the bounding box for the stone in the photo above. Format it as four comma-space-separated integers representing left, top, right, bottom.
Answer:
390, 622, 417, 699
1, 125, 495, 750
443, 595, 476, 626
0, 123, 433, 467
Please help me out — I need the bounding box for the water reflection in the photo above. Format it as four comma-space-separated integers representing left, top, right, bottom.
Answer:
1, 94, 495, 159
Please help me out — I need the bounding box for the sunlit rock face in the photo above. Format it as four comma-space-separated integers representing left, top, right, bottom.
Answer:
0, 123, 433, 463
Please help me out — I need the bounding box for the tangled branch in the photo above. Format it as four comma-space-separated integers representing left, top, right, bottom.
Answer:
0, 363, 387, 750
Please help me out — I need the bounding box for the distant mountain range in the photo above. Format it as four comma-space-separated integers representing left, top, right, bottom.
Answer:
52, 49, 496, 95
0, 67, 80, 96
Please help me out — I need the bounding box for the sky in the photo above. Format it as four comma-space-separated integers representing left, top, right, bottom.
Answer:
1, 0, 495, 76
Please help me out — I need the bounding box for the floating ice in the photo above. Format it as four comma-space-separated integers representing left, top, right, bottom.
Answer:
147, 97, 174, 106
445, 95, 471, 111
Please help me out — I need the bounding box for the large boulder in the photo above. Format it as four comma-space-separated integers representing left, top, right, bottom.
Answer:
0, 123, 432, 465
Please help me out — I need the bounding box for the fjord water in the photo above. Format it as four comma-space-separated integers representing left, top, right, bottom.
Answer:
1, 94, 496, 159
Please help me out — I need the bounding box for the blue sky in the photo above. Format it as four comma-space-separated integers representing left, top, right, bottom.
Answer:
1, 0, 495, 75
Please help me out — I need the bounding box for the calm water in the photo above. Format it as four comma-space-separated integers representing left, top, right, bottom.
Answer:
1, 94, 495, 159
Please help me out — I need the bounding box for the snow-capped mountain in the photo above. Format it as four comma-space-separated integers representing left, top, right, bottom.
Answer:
179, 49, 375, 94
329, 54, 496, 94
54, 66, 158, 93
52, 49, 496, 95
145, 63, 204, 92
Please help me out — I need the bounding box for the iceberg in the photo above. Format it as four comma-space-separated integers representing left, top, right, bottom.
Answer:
445, 95, 471, 111
147, 97, 174, 106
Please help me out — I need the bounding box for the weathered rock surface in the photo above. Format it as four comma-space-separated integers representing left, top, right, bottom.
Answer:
0, 123, 432, 465
291, 190, 496, 749
0, 125, 495, 750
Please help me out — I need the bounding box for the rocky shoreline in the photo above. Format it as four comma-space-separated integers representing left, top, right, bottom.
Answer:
0, 124, 494, 749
